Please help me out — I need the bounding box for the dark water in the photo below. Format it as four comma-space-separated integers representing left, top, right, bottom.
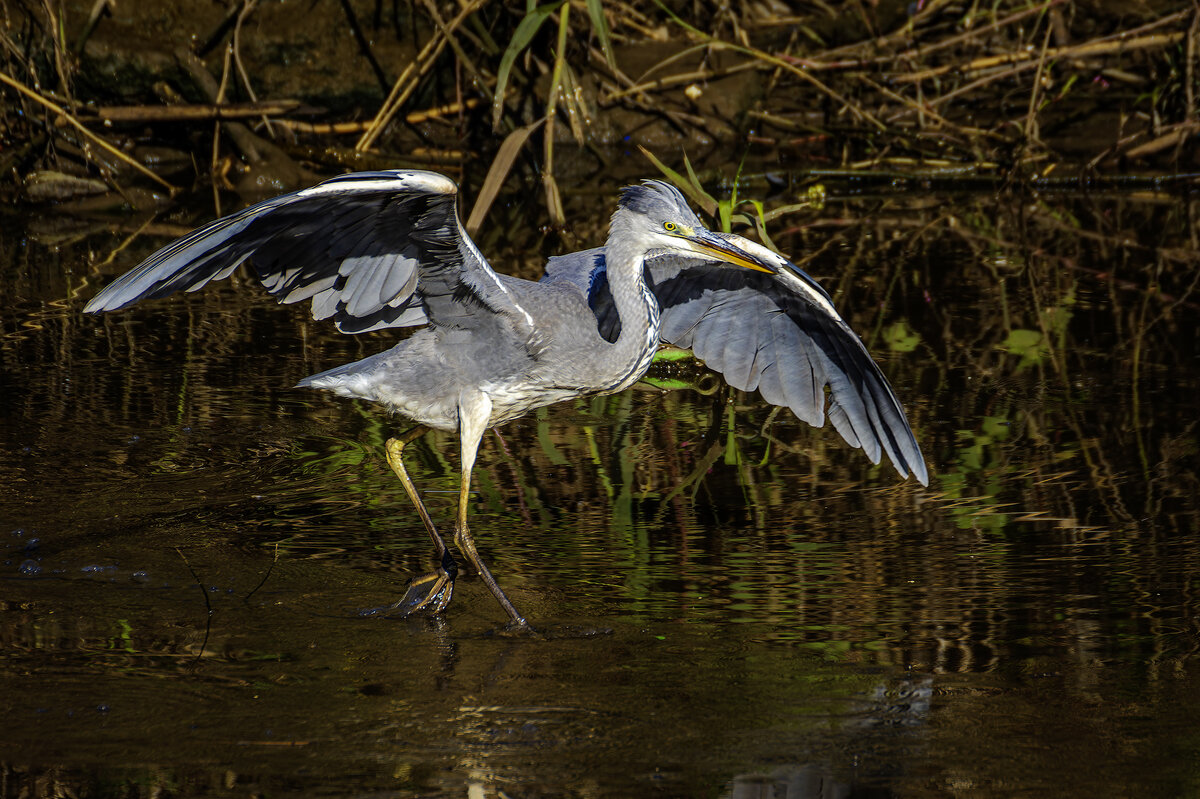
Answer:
2, 181, 1198, 797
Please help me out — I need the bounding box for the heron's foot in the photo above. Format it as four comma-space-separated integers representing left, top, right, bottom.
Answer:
503, 617, 536, 636
359, 569, 456, 618
451, 525, 473, 575
360, 549, 458, 618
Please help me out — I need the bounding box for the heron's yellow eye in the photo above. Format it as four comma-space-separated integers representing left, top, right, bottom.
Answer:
663, 221, 677, 232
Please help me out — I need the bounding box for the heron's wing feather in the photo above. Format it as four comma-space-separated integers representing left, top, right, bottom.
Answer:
84, 171, 533, 338
546, 249, 927, 484
542, 247, 619, 342
542, 246, 605, 293
653, 253, 927, 484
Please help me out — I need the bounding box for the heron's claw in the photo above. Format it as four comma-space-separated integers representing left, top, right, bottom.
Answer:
361, 547, 458, 618
360, 569, 456, 617
400, 569, 456, 615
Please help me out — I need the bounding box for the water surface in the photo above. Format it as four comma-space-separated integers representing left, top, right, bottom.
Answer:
2, 181, 1198, 797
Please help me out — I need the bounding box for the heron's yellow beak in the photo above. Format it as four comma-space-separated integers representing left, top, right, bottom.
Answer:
683, 229, 784, 274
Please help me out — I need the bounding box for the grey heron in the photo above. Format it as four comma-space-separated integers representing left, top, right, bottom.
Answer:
85, 170, 927, 629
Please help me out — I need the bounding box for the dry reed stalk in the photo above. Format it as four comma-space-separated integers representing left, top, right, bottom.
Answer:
176, 48, 267, 167
73, 0, 114, 54
211, 43, 234, 215
0, 68, 175, 192
855, 74, 988, 139
418, 0, 492, 106
604, 61, 759, 102
629, 40, 710, 81
887, 0, 1069, 67
654, 8, 887, 132
1124, 121, 1200, 159
337, 0, 391, 94
1022, 22, 1056, 145
897, 32, 1187, 84
1187, 9, 1198, 124
274, 98, 486, 135
466, 120, 545, 237
543, 3, 572, 227
356, 0, 486, 152
87, 101, 302, 123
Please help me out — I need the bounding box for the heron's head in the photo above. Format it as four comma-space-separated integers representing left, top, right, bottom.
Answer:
614, 180, 790, 276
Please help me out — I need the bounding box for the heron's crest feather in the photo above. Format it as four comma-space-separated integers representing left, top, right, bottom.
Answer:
616, 180, 702, 228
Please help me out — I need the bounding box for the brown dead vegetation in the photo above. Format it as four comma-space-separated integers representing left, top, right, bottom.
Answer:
1, 1, 1197, 218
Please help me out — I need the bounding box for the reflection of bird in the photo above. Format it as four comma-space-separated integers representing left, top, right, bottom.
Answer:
85, 170, 927, 629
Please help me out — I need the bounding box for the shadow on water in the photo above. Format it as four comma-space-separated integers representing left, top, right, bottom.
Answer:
1, 177, 1199, 797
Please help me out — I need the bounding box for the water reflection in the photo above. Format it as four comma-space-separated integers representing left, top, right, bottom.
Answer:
1, 185, 1198, 796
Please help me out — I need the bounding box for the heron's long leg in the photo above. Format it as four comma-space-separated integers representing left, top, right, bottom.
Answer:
375, 425, 457, 616
385, 426, 445, 556
455, 392, 528, 629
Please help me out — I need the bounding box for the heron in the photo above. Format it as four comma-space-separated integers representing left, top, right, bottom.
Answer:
85, 170, 927, 629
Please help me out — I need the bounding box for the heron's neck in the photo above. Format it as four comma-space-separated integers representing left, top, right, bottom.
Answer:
600, 217, 661, 390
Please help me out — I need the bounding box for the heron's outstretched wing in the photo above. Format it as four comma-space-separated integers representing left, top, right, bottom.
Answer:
544, 247, 928, 485
85, 170, 535, 337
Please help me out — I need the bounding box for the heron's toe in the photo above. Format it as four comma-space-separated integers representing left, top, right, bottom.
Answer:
359, 570, 456, 618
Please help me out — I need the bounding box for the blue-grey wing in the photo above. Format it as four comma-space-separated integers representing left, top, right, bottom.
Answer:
85, 170, 535, 338
545, 248, 928, 485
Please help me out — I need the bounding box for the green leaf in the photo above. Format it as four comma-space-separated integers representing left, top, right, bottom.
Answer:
652, 346, 693, 362
980, 415, 1011, 441
1002, 328, 1044, 368
883, 320, 920, 352
638, 145, 687, 184
679, 155, 713, 205
717, 199, 732, 234
585, 0, 615, 70
640, 376, 693, 391
747, 199, 777, 251
637, 147, 717, 217
493, 1, 565, 130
